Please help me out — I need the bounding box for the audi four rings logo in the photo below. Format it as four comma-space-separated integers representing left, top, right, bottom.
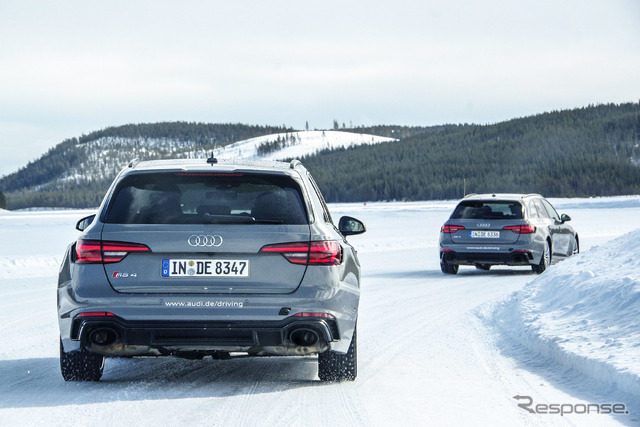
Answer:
188, 235, 223, 247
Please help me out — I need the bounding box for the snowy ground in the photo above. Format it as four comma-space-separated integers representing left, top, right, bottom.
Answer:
0, 197, 639, 426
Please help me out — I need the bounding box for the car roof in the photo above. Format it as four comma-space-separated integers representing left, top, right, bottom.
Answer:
461, 193, 543, 202
124, 158, 306, 174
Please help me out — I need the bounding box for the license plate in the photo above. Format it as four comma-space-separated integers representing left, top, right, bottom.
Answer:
470, 230, 500, 239
162, 259, 249, 277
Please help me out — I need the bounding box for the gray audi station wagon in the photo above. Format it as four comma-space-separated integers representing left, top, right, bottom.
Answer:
439, 193, 578, 274
58, 158, 365, 381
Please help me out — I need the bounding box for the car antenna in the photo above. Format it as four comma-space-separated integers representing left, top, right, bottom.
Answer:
206, 151, 217, 165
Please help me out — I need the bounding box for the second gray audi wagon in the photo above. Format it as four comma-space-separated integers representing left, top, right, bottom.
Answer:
439, 193, 578, 274
58, 158, 365, 382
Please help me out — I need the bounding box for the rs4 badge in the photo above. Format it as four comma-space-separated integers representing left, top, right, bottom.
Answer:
112, 272, 138, 278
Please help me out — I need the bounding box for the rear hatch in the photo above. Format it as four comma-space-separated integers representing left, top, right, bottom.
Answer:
442, 200, 525, 246
98, 169, 311, 294
101, 224, 310, 294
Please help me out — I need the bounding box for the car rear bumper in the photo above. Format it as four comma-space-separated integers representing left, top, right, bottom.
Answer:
440, 249, 534, 266
69, 314, 339, 357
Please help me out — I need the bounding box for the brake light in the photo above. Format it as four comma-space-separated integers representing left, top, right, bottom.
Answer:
260, 241, 342, 265
175, 172, 244, 177
503, 224, 536, 234
76, 239, 151, 264
441, 225, 465, 233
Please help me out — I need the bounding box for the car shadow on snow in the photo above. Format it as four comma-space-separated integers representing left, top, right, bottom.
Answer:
365, 266, 537, 281
0, 355, 331, 408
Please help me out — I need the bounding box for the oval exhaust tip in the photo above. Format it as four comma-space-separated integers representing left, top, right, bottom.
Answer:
290, 328, 319, 347
89, 328, 118, 346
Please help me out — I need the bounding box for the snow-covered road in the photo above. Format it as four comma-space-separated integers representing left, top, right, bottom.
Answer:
1, 198, 638, 426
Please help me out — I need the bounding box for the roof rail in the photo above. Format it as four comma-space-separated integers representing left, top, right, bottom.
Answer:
128, 158, 140, 168
289, 159, 302, 169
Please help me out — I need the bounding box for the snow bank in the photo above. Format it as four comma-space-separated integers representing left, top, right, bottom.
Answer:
493, 230, 640, 398
0, 209, 90, 279
0, 256, 62, 279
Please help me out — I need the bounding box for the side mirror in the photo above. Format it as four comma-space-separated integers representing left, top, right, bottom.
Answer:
560, 213, 571, 223
76, 214, 96, 232
338, 216, 366, 236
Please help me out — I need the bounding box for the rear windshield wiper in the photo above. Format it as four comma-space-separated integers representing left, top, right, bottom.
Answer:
203, 214, 254, 224
203, 214, 283, 224
253, 218, 284, 224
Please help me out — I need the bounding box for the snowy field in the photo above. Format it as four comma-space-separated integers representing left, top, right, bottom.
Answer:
1, 196, 639, 426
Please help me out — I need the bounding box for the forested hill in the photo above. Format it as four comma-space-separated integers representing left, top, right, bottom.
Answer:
0, 103, 639, 209
304, 103, 640, 202
0, 122, 292, 209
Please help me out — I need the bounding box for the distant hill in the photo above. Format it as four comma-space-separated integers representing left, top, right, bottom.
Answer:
302, 103, 640, 201
0, 123, 396, 209
1, 103, 639, 209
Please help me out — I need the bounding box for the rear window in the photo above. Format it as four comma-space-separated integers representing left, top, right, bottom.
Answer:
450, 201, 523, 220
104, 172, 308, 225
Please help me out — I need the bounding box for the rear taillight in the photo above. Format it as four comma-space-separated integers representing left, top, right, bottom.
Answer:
441, 225, 465, 233
76, 239, 151, 264
503, 224, 536, 234
260, 241, 342, 265
308, 241, 342, 265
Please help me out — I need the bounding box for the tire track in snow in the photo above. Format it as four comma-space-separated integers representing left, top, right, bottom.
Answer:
335, 382, 365, 426
221, 358, 278, 427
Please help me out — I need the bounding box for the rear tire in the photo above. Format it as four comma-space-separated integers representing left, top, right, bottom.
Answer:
572, 236, 580, 255
318, 329, 357, 382
440, 261, 459, 275
532, 240, 551, 274
60, 339, 104, 381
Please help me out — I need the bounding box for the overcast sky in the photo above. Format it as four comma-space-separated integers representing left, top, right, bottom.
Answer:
1, 0, 639, 177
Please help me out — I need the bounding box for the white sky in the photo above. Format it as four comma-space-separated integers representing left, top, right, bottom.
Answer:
1, 0, 639, 177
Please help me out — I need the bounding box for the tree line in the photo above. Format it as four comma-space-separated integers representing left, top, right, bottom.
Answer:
76, 121, 293, 146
